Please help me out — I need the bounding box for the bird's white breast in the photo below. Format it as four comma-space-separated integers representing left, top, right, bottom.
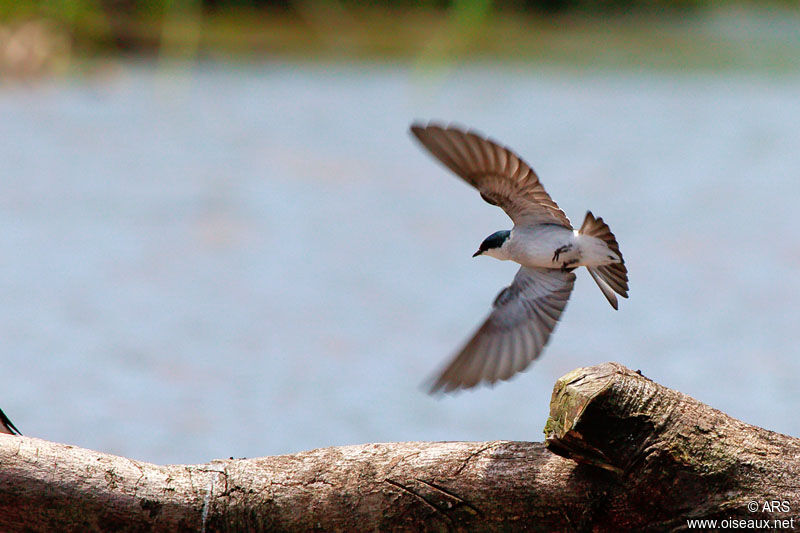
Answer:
507, 225, 578, 268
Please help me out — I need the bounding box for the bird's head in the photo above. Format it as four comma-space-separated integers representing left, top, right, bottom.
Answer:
473, 230, 511, 259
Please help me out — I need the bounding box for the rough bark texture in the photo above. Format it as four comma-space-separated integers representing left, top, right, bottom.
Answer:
0, 437, 593, 531
0, 362, 798, 532
543, 362, 800, 531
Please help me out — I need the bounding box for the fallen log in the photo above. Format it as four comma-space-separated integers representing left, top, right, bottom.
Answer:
0, 362, 797, 532
543, 362, 800, 530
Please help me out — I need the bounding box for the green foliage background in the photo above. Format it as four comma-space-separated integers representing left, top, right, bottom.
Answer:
1, 0, 799, 71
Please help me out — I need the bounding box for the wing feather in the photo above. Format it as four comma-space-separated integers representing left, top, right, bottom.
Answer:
429, 267, 576, 393
411, 123, 572, 228
497, 334, 515, 381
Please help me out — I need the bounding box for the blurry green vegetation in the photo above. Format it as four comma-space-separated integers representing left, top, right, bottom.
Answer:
1, 0, 800, 72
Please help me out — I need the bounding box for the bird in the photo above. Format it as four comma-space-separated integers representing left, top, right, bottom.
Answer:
410, 122, 628, 393
0, 407, 20, 435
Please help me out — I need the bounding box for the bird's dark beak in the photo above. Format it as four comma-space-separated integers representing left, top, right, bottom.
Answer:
472, 250, 482, 258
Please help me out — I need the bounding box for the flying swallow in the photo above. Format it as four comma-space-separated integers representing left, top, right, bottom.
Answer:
411, 122, 628, 393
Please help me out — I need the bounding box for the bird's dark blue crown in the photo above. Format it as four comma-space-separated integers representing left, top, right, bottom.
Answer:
479, 230, 511, 252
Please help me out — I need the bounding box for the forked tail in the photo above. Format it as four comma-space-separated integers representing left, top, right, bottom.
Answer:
579, 211, 629, 310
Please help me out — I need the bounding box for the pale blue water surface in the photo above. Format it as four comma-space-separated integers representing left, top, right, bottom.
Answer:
2, 62, 799, 464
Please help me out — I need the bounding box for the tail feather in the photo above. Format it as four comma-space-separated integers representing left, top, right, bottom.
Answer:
580, 211, 629, 308
587, 267, 619, 310
596, 265, 628, 295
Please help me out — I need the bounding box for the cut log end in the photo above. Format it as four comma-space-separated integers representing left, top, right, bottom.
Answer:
543, 362, 800, 529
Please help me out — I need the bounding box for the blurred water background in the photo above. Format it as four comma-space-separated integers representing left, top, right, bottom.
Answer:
2, 1, 800, 465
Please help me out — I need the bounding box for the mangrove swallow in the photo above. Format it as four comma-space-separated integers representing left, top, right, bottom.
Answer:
411, 122, 629, 393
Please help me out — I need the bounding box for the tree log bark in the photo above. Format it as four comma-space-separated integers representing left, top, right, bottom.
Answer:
543, 362, 800, 530
0, 362, 798, 532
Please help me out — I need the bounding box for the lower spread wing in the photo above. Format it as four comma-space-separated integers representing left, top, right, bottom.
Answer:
429, 267, 576, 393
410, 122, 572, 229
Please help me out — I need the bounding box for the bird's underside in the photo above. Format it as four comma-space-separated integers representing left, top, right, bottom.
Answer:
410, 122, 629, 393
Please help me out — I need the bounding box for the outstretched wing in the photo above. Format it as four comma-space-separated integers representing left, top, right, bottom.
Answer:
429, 267, 576, 393
410, 122, 571, 229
